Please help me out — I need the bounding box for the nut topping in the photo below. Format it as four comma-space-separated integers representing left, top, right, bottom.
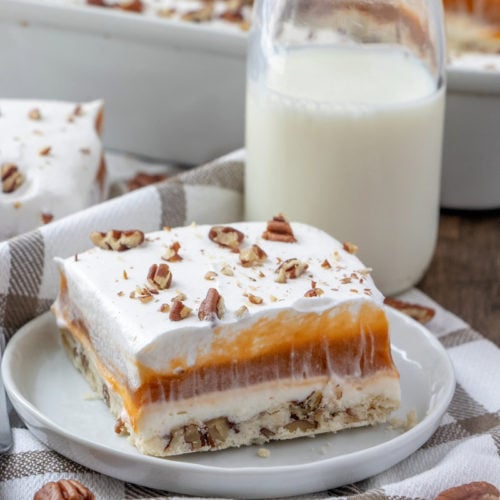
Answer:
182, 5, 214, 22
262, 214, 296, 243
220, 264, 234, 276
34, 479, 95, 500
41, 212, 54, 224
198, 288, 225, 321
304, 287, 324, 297
342, 241, 358, 254
1, 163, 24, 193
204, 271, 218, 281
208, 225, 244, 249
275, 258, 308, 283
90, 229, 145, 251
321, 259, 332, 269
161, 240, 182, 262
28, 108, 42, 120
239, 244, 267, 267
39, 145, 52, 156
384, 297, 435, 324
169, 299, 191, 321
247, 293, 263, 305
436, 481, 500, 500
147, 263, 173, 290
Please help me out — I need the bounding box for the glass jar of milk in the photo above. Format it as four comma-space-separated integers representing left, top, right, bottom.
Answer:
245, 0, 446, 295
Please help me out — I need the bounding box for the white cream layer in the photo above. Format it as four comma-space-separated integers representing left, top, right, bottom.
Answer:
0, 99, 105, 240
133, 373, 400, 440
53, 222, 386, 392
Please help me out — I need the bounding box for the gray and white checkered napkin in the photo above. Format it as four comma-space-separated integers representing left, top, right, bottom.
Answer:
0, 151, 499, 499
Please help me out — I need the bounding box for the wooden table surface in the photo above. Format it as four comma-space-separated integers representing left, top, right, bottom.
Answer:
418, 208, 500, 347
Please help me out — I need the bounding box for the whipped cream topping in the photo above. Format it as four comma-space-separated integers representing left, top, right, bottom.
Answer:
54, 221, 385, 391
0, 99, 105, 240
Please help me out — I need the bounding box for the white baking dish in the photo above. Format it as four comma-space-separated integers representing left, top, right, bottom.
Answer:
443, 56, 500, 209
0, 0, 247, 165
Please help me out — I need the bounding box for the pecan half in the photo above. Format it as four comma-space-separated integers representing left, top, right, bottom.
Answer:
436, 481, 500, 500
147, 263, 172, 290
169, 299, 191, 321
384, 297, 435, 324
90, 229, 145, 251
239, 244, 267, 267
1, 163, 24, 193
262, 214, 296, 243
275, 258, 308, 283
198, 288, 224, 321
208, 225, 244, 249
34, 479, 95, 500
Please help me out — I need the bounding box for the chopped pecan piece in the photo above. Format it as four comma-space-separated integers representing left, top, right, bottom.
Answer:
198, 288, 225, 321
220, 264, 234, 276
208, 225, 244, 249
87, 0, 143, 12
1, 163, 24, 193
114, 417, 127, 435
436, 481, 500, 500
262, 214, 297, 243
182, 5, 214, 22
239, 244, 267, 267
147, 263, 172, 290
204, 271, 218, 281
304, 287, 324, 297
275, 258, 308, 283
41, 213, 54, 224
162, 241, 182, 262
384, 297, 435, 324
34, 479, 95, 500
284, 420, 317, 433
183, 423, 208, 450
90, 229, 145, 251
235, 305, 249, 318
206, 417, 232, 445
28, 108, 42, 120
169, 299, 191, 321
247, 293, 263, 305
39, 145, 51, 156
342, 241, 358, 254
321, 259, 332, 269
127, 171, 167, 191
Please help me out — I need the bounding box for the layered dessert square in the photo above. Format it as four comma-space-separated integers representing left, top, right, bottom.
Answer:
52, 217, 400, 456
0, 99, 106, 240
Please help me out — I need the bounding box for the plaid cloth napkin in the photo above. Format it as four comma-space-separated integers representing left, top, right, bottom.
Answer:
0, 151, 499, 499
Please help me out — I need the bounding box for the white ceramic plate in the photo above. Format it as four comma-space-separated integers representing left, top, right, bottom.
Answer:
2, 309, 455, 498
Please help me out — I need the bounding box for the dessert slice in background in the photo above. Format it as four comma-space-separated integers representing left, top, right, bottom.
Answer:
0, 99, 106, 241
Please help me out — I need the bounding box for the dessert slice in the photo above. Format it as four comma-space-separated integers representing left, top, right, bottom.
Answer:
0, 99, 106, 241
52, 218, 400, 456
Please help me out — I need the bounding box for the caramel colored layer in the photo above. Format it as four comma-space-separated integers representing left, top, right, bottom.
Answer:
444, 0, 500, 24
136, 303, 395, 409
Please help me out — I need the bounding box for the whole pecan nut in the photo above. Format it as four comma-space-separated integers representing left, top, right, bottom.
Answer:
90, 229, 145, 251
208, 225, 245, 249
34, 479, 95, 499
